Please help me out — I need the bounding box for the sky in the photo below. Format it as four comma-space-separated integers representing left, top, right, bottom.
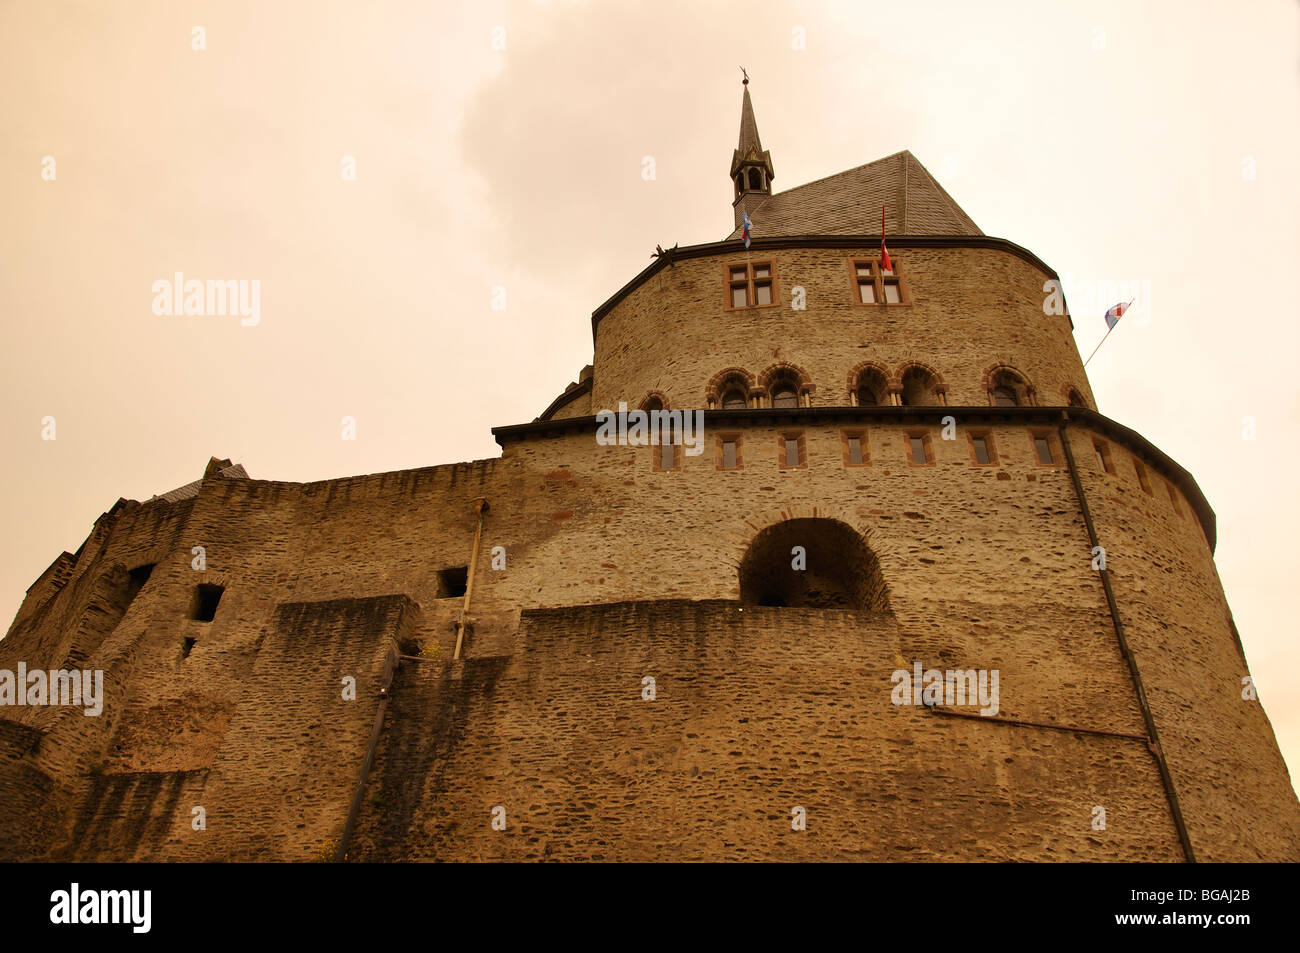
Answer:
1, 0, 1298, 784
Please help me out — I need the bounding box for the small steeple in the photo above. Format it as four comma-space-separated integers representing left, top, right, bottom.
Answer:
731, 71, 774, 229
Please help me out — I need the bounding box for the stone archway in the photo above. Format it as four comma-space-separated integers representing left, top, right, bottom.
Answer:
737, 518, 891, 610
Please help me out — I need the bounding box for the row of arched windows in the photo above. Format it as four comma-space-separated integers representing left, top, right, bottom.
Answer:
639, 364, 1089, 411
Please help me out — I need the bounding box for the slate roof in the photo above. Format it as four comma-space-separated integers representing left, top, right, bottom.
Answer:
725, 150, 981, 241
151, 462, 248, 503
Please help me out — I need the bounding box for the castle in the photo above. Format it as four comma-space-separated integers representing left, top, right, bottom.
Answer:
3, 82, 1297, 861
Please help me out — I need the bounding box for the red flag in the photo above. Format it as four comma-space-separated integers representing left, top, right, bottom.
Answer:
880, 205, 892, 272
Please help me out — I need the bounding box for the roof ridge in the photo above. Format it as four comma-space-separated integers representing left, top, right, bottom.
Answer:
902, 152, 981, 235
760, 150, 913, 204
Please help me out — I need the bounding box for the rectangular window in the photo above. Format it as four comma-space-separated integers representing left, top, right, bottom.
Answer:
660, 441, 675, 470
1093, 440, 1114, 474
908, 433, 932, 466
851, 258, 910, 306
971, 436, 992, 465
1032, 434, 1054, 465
717, 435, 741, 471
724, 261, 778, 310
841, 430, 869, 466
438, 567, 468, 598
1133, 459, 1153, 494
779, 432, 806, 469
192, 583, 224, 622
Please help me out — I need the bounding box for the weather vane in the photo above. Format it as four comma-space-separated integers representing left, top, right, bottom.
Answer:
740, 66, 749, 85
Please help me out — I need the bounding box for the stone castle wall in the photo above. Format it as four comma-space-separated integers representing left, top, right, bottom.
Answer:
589, 244, 1093, 413
2, 408, 1296, 860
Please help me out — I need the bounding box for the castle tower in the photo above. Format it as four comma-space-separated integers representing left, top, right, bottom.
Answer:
2, 84, 1297, 863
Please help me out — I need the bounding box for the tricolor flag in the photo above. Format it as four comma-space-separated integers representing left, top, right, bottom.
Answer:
742, 211, 752, 249
1104, 300, 1132, 330
880, 206, 892, 272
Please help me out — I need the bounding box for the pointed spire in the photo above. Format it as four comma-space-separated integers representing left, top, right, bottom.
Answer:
730, 73, 774, 229
737, 78, 763, 156
730, 73, 774, 182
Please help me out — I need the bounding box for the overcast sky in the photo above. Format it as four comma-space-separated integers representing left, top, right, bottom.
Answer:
2, 0, 1297, 785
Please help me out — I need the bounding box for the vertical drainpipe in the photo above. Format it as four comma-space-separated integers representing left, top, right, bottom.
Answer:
335, 647, 396, 863
1057, 410, 1196, 863
453, 498, 490, 661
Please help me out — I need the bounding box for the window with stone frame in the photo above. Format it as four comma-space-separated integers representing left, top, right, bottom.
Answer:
849, 258, 910, 305
725, 261, 778, 309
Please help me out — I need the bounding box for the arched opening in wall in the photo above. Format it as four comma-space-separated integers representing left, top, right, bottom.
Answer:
748, 168, 764, 191
641, 394, 665, 412
772, 386, 799, 408
738, 518, 890, 611
987, 368, 1033, 407
899, 367, 942, 407
736, 174, 744, 195
854, 367, 889, 406
760, 364, 809, 409
1066, 387, 1086, 408
721, 387, 748, 410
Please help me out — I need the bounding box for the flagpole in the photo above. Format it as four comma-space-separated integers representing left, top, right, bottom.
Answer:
1083, 298, 1134, 368
1082, 325, 1115, 368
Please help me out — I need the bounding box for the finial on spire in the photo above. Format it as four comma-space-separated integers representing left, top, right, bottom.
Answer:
740, 66, 749, 86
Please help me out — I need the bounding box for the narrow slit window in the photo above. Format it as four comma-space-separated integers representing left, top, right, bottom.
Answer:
971, 436, 992, 465
785, 438, 801, 467
1134, 459, 1153, 494
847, 436, 864, 465
1033, 436, 1054, 464
193, 583, 224, 622
722, 439, 738, 469
1093, 440, 1114, 474
909, 435, 928, 465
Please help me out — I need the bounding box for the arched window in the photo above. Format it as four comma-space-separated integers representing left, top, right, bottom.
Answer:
1066, 388, 1086, 408
899, 367, 942, 407
736, 174, 744, 195
748, 168, 764, 191
721, 388, 748, 410
987, 368, 1033, 407
772, 386, 799, 409
853, 366, 889, 406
